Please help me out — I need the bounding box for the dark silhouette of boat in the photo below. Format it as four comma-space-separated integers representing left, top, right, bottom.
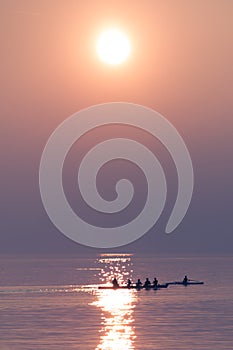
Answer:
98, 283, 169, 290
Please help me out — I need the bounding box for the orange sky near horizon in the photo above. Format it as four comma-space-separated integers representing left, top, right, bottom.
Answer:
1, 1, 232, 111
1, 1, 232, 166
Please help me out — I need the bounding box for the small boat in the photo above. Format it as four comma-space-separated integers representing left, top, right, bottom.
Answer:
98, 283, 169, 290
167, 281, 204, 286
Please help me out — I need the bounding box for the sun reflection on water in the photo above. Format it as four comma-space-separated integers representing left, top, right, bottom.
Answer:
96, 253, 134, 285
92, 254, 137, 350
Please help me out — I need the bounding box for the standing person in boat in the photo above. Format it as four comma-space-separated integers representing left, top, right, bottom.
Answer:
127, 279, 132, 288
136, 279, 142, 288
144, 277, 151, 288
112, 277, 119, 288
183, 275, 189, 284
153, 277, 158, 288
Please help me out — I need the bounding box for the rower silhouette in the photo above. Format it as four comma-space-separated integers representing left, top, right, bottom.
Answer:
144, 277, 151, 288
153, 277, 158, 287
112, 277, 119, 288
136, 279, 142, 288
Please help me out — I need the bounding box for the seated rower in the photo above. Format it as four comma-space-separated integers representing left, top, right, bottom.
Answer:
136, 279, 142, 288
127, 279, 132, 288
144, 277, 151, 288
153, 277, 158, 287
112, 277, 119, 288
183, 275, 189, 284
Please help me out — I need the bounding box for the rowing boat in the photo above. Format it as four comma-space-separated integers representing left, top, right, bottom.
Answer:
167, 281, 204, 286
98, 283, 169, 290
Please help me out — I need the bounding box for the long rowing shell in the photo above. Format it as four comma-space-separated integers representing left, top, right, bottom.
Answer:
98, 283, 169, 290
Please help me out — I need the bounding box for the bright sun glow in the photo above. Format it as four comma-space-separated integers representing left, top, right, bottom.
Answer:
97, 29, 131, 65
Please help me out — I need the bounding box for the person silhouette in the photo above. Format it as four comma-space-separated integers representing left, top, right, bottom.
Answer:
136, 279, 142, 288
144, 278, 151, 288
112, 277, 119, 288
153, 277, 158, 287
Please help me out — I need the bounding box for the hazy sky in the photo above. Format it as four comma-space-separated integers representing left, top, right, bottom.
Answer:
1, 0, 232, 254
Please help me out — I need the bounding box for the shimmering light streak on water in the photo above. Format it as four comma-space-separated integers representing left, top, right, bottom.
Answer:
0, 255, 232, 350
92, 289, 137, 350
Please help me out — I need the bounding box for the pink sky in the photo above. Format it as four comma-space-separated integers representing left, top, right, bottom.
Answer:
1, 1, 232, 254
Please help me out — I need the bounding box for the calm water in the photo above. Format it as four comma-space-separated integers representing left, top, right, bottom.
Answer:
0, 254, 232, 350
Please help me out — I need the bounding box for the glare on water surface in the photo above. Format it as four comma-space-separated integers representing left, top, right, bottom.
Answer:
92, 254, 137, 350
97, 253, 134, 285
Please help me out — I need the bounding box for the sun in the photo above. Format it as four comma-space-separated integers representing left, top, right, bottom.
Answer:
97, 29, 131, 65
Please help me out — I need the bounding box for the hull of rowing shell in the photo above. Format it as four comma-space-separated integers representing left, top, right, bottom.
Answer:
168, 281, 204, 286
98, 284, 168, 290
98, 281, 204, 289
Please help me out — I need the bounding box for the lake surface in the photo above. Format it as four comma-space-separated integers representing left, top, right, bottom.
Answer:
0, 254, 232, 349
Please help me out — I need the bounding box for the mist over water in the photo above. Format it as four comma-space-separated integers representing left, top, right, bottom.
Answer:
0, 254, 232, 350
